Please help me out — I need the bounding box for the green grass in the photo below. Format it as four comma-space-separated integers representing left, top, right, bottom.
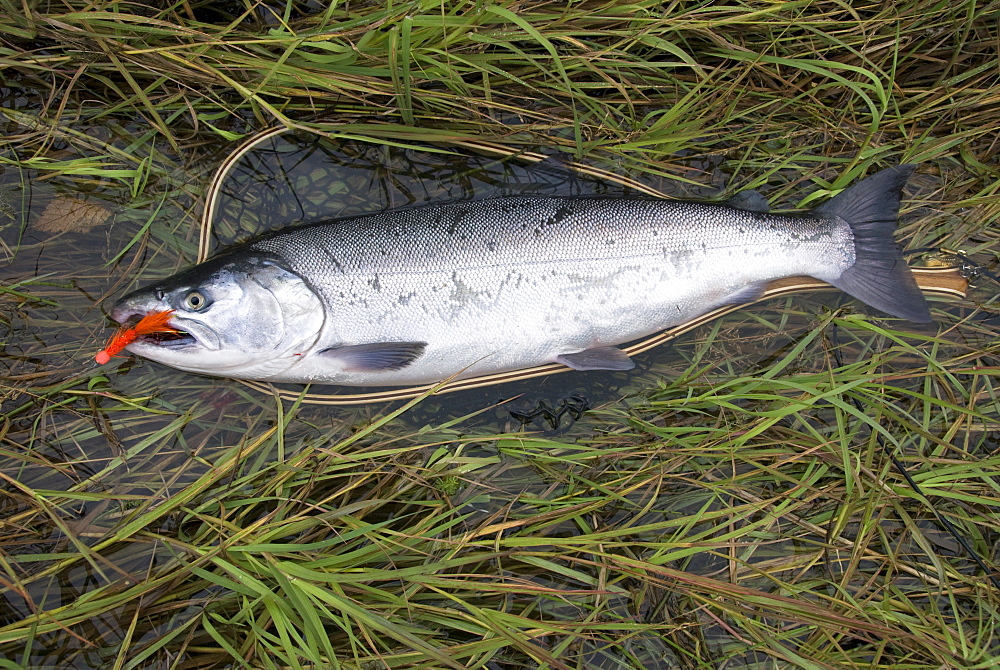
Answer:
1, 0, 999, 668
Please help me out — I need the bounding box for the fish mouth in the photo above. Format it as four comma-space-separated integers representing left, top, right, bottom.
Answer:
135, 329, 196, 348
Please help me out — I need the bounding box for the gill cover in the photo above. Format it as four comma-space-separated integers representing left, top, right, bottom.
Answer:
112, 253, 325, 379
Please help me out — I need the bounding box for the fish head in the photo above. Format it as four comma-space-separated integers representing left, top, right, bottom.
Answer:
111, 252, 325, 379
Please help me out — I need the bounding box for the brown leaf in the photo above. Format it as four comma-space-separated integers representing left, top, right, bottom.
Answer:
34, 197, 112, 233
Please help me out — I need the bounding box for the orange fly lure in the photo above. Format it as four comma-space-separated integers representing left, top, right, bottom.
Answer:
95, 310, 178, 365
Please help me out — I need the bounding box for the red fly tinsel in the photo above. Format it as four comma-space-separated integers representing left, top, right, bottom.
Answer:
95, 310, 178, 365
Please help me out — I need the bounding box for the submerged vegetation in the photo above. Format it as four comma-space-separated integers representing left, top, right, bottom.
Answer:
1, 0, 998, 668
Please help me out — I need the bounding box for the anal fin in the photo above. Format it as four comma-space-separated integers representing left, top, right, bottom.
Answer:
556, 346, 635, 371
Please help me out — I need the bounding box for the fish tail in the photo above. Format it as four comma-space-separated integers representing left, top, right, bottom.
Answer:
816, 164, 933, 322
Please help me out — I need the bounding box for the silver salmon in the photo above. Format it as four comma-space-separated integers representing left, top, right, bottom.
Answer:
111, 165, 931, 385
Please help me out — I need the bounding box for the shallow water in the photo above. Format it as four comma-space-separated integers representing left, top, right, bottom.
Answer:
2, 119, 997, 667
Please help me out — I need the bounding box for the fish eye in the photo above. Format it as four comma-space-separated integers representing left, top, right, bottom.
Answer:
183, 291, 209, 311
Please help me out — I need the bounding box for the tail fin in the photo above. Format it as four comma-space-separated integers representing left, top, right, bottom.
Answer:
816, 165, 932, 322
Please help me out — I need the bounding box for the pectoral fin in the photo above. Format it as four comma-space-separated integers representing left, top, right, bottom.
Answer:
556, 346, 635, 371
319, 341, 427, 371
